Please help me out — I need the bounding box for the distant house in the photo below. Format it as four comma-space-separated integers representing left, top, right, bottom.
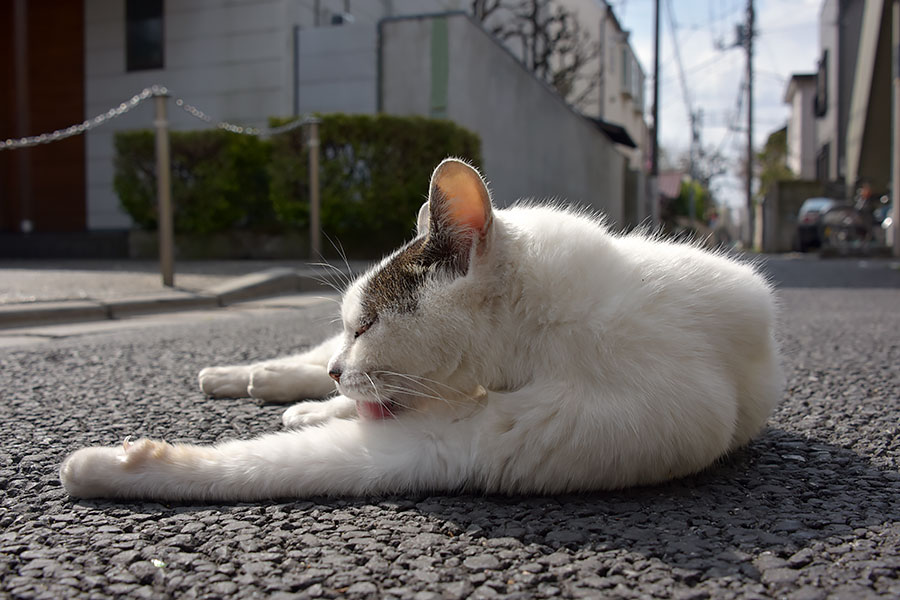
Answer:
788, 0, 892, 198
656, 170, 685, 225
1, 0, 651, 255
772, 0, 893, 253
843, 0, 893, 197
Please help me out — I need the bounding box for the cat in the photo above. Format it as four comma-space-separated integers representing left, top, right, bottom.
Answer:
60, 158, 783, 501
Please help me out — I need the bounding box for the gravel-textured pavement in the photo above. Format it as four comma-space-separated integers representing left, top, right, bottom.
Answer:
1, 256, 898, 599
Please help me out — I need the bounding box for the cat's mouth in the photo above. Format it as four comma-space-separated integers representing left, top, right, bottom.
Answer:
338, 371, 415, 420
356, 399, 401, 420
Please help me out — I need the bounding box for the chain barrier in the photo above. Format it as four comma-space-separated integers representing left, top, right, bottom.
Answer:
0, 85, 314, 151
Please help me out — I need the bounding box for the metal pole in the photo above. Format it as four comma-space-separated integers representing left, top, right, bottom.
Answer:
650, 0, 661, 226
308, 119, 321, 259
893, 0, 900, 257
154, 93, 175, 287
746, 0, 755, 247
13, 0, 33, 233
651, 0, 660, 178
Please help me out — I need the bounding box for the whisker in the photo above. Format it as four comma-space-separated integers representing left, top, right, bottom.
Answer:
380, 384, 468, 408
308, 261, 352, 292
373, 370, 468, 398
308, 274, 344, 295
314, 233, 355, 292
364, 372, 382, 403
379, 378, 450, 405
310, 296, 343, 308
324, 232, 354, 288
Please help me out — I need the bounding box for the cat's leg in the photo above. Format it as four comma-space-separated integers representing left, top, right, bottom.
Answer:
198, 334, 341, 402
60, 417, 475, 501
282, 395, 357, 429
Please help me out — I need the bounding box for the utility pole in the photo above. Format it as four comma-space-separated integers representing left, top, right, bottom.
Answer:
893, 0, 900, 257
307, 119, 321, 259
745, 0, 755, 247
650, 0, 661, 225
153, 92, 174, 287
651, 0, 660, 179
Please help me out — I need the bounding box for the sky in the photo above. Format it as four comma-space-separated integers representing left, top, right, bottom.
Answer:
610, 0, 822, 211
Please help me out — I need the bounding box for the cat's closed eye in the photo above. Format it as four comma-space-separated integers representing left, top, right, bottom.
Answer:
354, 318, 376, 339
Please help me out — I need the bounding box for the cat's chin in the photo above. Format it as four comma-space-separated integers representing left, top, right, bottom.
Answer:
356, 399, 400, 420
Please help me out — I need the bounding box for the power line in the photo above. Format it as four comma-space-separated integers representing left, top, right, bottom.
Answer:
664, 0, 701, 180
663, 0, 692, 127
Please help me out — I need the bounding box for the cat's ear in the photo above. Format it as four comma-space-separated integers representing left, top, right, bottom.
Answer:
416, 201, 430, 235
427, 159, 493, 241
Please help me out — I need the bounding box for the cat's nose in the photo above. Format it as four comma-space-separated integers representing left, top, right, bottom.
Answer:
328, 368, 342, 383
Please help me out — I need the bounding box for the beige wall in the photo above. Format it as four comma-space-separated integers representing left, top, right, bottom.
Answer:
786, 78, 817, 179
383, 14, 626, 223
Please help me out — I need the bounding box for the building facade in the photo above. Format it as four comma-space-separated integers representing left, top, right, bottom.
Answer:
787, 0, 892, 198
3, 0, 649, 242
813, 0, 864, 190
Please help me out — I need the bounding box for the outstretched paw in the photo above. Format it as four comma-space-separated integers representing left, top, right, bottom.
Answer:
199, 366, 251, 398
60, 445, 123, 499
60, 438, 173, 499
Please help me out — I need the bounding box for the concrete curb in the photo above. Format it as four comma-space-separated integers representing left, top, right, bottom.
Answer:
0, 266, 353, 330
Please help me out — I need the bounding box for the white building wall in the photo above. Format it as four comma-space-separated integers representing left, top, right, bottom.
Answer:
595, 3, 646, 172
295, 24, 378, 114
382, 14, 625, 222
816, 0, 840, 182
84, 0, 294, 229
786, 82, 817, 179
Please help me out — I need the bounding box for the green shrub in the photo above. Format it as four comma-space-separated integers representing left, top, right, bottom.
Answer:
270, 113, 482, 255
114, 129, 273, 234
114, 114, 482, 256
673, 179, 710, 221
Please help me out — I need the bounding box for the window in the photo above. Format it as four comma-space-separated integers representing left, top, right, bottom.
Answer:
621, 48, 632, 96
814, 50, 827, 117
126, 0, 164, 71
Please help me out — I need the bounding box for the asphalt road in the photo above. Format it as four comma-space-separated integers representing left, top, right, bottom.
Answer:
1, 256, 899, 599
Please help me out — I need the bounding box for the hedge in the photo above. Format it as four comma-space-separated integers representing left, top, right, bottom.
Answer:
113, 114, 482, 256
114, 129, 273, 234
269, 114, 482, 254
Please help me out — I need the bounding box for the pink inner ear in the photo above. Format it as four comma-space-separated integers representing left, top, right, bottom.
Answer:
437, 171, 487, 232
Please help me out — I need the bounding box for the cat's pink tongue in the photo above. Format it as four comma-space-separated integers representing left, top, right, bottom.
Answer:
357, 400, 394, 420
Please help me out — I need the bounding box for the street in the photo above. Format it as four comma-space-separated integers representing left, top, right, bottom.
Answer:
1, 256, 899, 599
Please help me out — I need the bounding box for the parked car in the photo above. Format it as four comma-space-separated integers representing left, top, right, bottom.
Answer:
795, 197, 840, 252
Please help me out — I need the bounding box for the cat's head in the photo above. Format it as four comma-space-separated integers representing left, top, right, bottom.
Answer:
328, 158, 498, 419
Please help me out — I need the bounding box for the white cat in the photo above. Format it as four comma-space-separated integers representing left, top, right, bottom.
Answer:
60, 158, 783, 501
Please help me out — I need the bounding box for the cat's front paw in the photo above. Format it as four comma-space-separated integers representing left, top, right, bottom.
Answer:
282, 401, 337, 429
60, 445, 123, 498
199, 366, 251, 398
61, 438, 175, 499
249, 363, 335, 404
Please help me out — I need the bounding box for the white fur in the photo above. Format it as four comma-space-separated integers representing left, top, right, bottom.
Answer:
61, 165, 783, 501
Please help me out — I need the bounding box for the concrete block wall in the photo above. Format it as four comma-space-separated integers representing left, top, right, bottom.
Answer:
381, 14, 626, 223
762, 179, 825, 253
295, 24, 378, 115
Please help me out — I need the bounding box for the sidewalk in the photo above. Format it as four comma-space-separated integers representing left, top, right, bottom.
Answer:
0, 259, 365, 329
